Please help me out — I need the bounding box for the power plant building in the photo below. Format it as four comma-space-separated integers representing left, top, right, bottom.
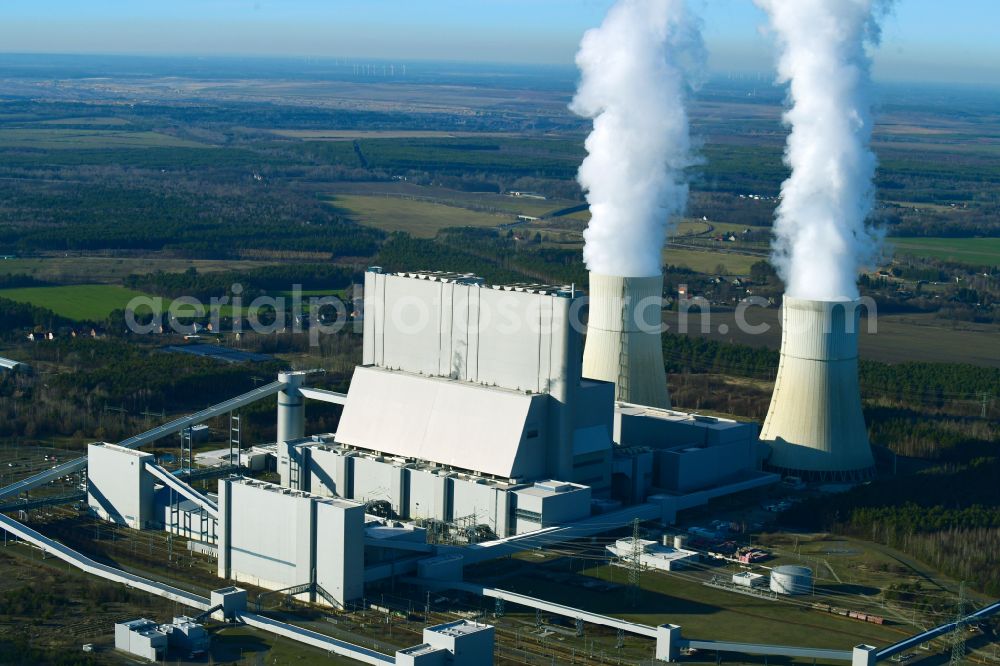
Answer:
77, 267, 777, 627
216, 478, 365, 607
88, 444, 156, 530
268, 269, 771, 536
396, 620, 495, 666
114, 618, 168, 662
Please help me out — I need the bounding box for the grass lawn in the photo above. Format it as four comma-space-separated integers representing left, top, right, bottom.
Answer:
327, 194, 511, 238
0, 284, 150, 320
889, 236, 1000, 267
490, 564, 904, 654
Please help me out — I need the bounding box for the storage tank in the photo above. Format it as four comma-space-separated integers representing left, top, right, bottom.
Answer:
769, 565, 813, 595
759, 298, 875, 482
583, 273, 670, 409
673, 534, 688, 550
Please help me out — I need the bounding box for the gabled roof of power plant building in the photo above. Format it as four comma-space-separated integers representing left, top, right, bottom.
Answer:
334, 365, 549, 479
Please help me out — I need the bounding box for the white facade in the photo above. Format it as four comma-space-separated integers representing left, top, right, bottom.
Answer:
613, 405, 761, 494
394, 620, 495, 666
115, 618, 167, 662
88, 443, 155, 529
336, 366, 551, 480
760, 298, 875, 481
607, 537, 699, 571
732, 571, 767, 588
216, 478, 364, 607
361, 269, 581, 481
583, 273, 670, 409
161, 616, 209, 655
512, 481, 592, 535
278, 439, 593, 538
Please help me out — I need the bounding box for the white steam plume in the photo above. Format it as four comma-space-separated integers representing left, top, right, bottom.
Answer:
571, 0, 704, 278
755, 0, 890, 300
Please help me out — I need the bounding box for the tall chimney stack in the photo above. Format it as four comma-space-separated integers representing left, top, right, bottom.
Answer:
583, 272, 670, 409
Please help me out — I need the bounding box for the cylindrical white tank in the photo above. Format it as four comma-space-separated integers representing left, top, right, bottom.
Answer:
277, 371, 305, 444
583, 273, 670, 409
760, 297, 875, 481
769, 565, 813, 595
673, 534, 688, 550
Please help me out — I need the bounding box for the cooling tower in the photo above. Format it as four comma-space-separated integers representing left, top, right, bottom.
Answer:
760, 297, 875, 481
583, 273, 670, 409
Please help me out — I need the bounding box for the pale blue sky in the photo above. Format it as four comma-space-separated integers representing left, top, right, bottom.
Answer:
0, 0, 997, 84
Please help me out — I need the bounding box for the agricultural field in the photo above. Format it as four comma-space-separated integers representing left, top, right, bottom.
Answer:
0, 128, 206, 149
0, 256, 277, 284
663, 245, 761, 275
328, 194, 512, 238
0, 284, 149, 321
663, 309, 1000, 367
889, 236, 1000, 267
269, 129, 520, 140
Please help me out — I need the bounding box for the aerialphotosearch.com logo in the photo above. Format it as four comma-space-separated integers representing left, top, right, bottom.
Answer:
124, 284, 359, 347
124, 283, 879, 345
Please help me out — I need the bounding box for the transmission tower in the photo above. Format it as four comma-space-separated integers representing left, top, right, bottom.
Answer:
950, 581, 967, 666
628, 518, 642, 606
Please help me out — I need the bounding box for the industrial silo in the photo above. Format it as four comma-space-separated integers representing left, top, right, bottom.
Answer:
759, 297, 875, 481
769, 565, 813, 595
583, 273, 670, 409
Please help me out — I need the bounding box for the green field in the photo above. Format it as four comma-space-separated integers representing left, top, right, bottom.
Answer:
0, 284, 150, 320
889, 236, 1000, 267
0, 256, 277, 283
328, 194, 511, 238
0, 128, 206, 149
664, 246, 761, 274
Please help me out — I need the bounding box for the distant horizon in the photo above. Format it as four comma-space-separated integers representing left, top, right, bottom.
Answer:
1, 1, 999, 88
1, 51, 998, 92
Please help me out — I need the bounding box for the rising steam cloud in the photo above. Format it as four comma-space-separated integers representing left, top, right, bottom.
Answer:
571, 0, 704, 278
755, 0, 890, 300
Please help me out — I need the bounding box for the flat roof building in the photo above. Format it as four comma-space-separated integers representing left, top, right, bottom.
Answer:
115, 618, 167, 662
217, 478, 364, 608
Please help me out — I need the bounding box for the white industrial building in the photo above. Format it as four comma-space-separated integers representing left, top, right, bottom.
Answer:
114, 618, 167, 662
78, 267, 777, 621
216, 478, 365, 608
732, 571, 767, 588
114, 616, 208, 662
271, 269, 768, 531
614, 406, 761, 496
88, 444, 156, 529
278, 436, 592, 538
396, 620, 495, 666
607, 537, 700, 571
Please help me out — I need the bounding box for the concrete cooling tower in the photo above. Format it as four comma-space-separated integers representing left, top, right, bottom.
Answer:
760, 297, 875, 482
583, 273, 670, 409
